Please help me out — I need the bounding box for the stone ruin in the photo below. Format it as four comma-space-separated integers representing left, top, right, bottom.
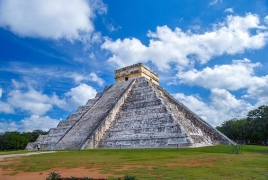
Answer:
26, 63, 235, 150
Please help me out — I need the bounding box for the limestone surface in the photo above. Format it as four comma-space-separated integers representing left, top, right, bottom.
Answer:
26, 77, 235, 150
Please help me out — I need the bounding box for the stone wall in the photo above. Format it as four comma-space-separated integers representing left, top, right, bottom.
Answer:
100, 77, 192, 148
25, 92, 101, 150
99, 77, 235, 148
53, 79, 135, 150
152, 85, 235, 145
81, 79, 136, 149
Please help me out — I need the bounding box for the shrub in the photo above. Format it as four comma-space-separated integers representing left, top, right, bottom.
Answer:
46, 172, 61, 180
123, 175, 136, 180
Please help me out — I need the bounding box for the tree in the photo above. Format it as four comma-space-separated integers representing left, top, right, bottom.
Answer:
216, 118, 248, 143
22, 130, 47, 142
6, 132, 29, 150
0, 130, 48, 151
217, 105, 268, 144
247, 105, 268, 144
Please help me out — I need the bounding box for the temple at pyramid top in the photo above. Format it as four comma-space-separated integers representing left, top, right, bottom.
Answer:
114, 63, 159, 85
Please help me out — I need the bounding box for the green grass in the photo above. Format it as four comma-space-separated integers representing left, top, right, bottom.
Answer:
0, 150, 36, 155
1, 145, 268, 179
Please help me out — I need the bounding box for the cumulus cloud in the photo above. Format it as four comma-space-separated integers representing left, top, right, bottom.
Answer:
0, 101, 14, 114
0, 115, 60, 133
0, 119, 18, 133
102, 37, 148, 68
245, 75, 268, 100
20, 115, 60, 132
177, 58, 268, 104
265, 16, 268, 24
2, 77, 98, 115
173, 89, 253, 126
0, 82, 98, 132
102, 14, 268, 71
0, 0, 95, 40
7, 87, 65, 115
0, 88, 14, 113
64, 83, 97, 110
177, 58, 261, 90
70, 72, 105, 86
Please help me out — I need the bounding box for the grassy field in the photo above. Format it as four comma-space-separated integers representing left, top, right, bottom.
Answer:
0, 150, 37, 155
1, 145, 268, 179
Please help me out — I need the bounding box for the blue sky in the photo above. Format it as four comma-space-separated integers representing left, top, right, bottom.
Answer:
0, 0, 268, 133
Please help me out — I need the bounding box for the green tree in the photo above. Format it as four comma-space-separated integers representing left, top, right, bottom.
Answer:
216, 118, 248, 143
22, 130, 47, 142
217, 105, 268, 144
6, 132, 29, 150
0, 130, 47, 151
247, 105, 268, 144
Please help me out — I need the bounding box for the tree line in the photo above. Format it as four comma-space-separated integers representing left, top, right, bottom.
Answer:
216, 105, 268, 145
0, 130, 47, 151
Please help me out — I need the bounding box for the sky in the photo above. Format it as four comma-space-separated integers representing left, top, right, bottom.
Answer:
0, 0, 268, 133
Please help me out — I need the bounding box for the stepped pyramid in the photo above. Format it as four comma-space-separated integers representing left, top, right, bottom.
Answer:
26, 63, 235, 150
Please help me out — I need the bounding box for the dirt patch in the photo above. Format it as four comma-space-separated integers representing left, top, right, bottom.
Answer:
114, 164, 142, 171
0, 153, 157, 180
0, 160, 13, 166
166, 160, 214, 167
1, 166, 122, 180
1, 162, 156, 180
108, 164, 156, 172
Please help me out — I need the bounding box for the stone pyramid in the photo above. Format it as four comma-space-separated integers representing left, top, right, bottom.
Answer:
26, 63, 235, 150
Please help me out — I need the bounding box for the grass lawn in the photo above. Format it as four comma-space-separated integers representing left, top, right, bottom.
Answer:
0, 150, 36, 155
1, 145, 268, 179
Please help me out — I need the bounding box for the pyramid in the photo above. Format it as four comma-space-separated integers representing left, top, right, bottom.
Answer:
26, 63, 235, 150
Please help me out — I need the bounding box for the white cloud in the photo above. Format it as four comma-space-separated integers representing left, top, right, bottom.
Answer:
0, 101, 14, 114
20, 115, 60, 132
177, 58, 268, 105
102, 14, 268, 71
0, 88, 14, 113
7, 87, 65, 115
173, 89, 253, 126
88, 73, 105, 86
177, 58, 261, 90
265, 16, 268, 24
2, 78, 98, 115
209, 0, 222, 6
89, 0, 107, 15
11, 79, 26, 89
224, 8, 234, 13
0, 0, 95, 40
1, 64, 105, 87
70, 72, 105, 86
0, 115, 60, 133
64, 83, 97, 109
0, 120, 18, 133
102, 37, 148, 68
245, 75, 268, 101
